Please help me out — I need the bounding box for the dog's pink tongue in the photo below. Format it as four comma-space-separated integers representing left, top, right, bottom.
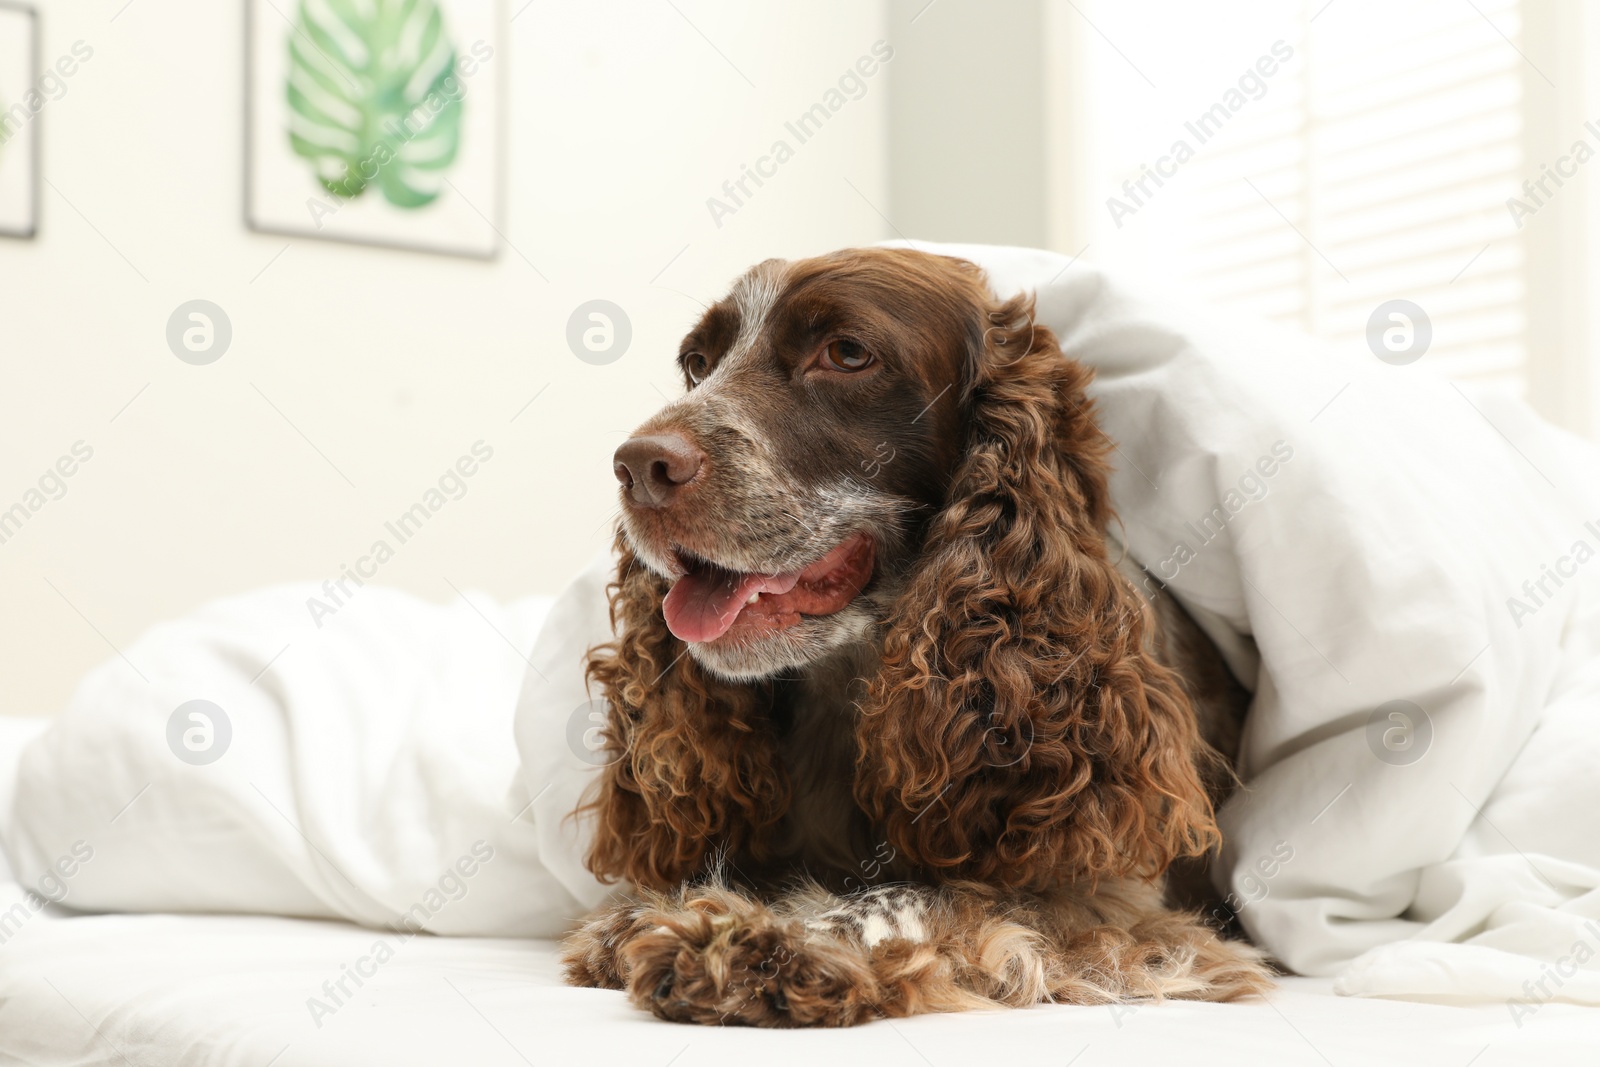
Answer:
662, 568, 796, 643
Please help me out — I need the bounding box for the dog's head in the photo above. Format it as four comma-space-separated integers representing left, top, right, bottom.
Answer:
611, 247, 1001, 680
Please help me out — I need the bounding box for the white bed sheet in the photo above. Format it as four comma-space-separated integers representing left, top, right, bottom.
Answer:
1, 908, 1594, 1067
1, 707, 1596, 1062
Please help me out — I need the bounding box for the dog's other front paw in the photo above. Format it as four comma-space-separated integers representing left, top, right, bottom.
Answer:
562, 900, 653, 990
621, 886, 879, 1028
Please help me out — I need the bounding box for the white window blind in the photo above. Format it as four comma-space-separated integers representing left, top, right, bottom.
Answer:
1073, 0, 1529, 392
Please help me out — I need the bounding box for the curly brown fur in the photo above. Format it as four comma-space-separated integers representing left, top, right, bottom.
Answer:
853, 296, 1220, 889
565, 247, 1269, 1026
578, 540, 791, 888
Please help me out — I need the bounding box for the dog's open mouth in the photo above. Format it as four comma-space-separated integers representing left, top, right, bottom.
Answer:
661, 533, 875, 644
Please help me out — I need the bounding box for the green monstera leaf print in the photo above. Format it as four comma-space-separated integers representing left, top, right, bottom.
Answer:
286, 0, 463, 208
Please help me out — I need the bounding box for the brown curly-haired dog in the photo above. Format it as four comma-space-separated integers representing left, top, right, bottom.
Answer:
561, 247, 1271, 1027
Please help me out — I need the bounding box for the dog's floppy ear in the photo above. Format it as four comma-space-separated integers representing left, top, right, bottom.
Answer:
854, 292, 1218, 889
578, 533, 791, 889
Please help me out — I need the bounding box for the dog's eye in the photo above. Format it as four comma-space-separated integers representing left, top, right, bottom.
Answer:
684, 352, 710, 384
822, 339, 873, 372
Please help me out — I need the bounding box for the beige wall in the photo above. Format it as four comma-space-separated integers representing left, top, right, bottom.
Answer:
19, 0, 1586, 720
887, 0, 1048, 247
0, 0, 893, 714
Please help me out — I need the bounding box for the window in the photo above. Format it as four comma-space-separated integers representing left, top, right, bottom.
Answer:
1052, 0, 1558, 401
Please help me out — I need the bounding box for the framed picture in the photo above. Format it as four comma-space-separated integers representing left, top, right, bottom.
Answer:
245, 0, 503, 259
0, 0, 39, 240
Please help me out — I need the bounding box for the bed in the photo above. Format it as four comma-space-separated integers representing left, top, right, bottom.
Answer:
6, 240, 1600, 1061
0, 716, 1591, 1065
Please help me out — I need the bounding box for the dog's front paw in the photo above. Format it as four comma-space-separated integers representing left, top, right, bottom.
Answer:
562, 900, 652, 990
621, 887, 879, 1027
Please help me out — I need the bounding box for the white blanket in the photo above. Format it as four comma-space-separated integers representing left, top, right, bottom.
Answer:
2, 585, 585, 938
6, 242, 1600, 1014
899, 242, 1600, 1010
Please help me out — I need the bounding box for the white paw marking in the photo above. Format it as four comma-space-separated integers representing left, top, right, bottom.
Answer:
894, 904, 928, 943
860, 913, 894, 948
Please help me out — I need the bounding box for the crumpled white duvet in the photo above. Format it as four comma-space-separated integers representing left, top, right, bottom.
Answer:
907, 242, 1600, 1010
1, 585, 586, 939
6, 242, 1600, 1013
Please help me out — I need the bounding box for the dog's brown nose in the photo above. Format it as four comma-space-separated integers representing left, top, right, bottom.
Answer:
613, 433, 704, 507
